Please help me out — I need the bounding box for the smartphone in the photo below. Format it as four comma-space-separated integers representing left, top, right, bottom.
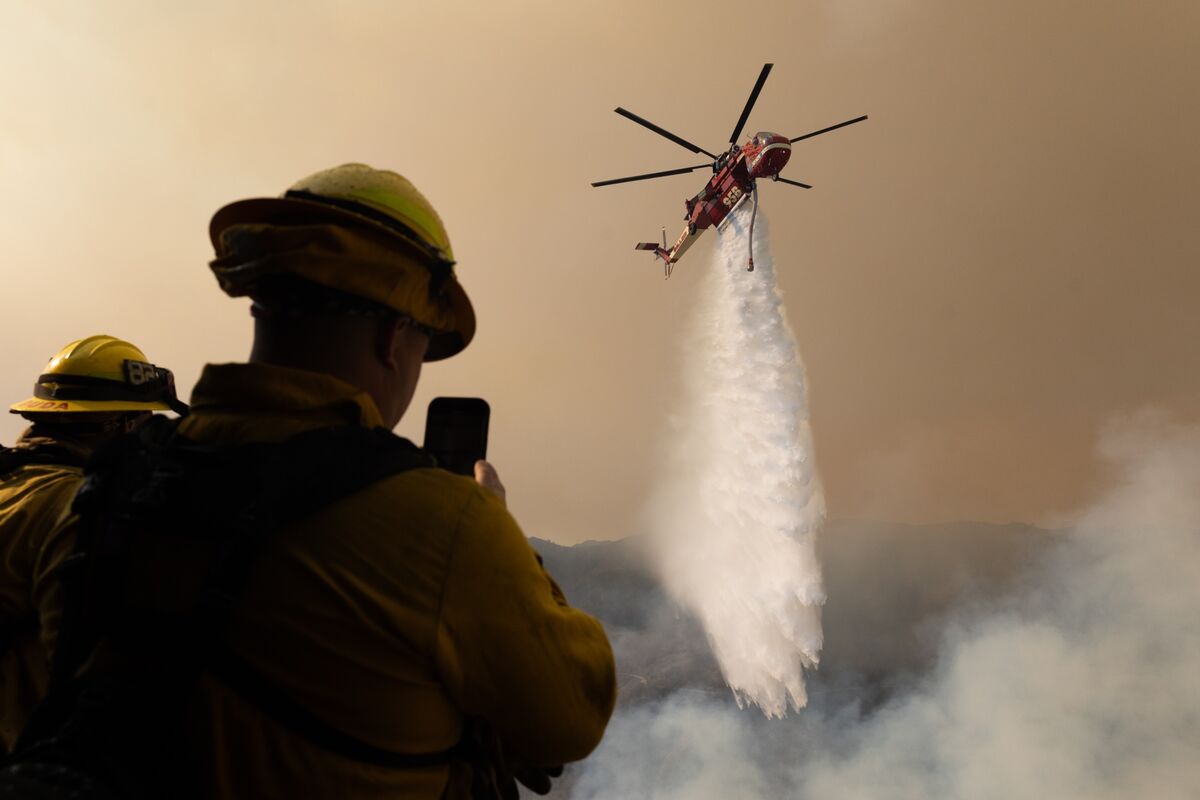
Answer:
423, 397, 490, 476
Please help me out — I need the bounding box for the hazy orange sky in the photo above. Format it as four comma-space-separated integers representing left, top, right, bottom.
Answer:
2, 1, 1197, 543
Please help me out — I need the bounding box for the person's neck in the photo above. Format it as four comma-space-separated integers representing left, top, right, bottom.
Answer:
248, 348, 395, 428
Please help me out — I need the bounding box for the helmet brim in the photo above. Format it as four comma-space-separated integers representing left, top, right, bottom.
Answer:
9, 397, 173, 415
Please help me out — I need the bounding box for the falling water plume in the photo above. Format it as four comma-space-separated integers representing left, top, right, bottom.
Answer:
645, 201, 825, 717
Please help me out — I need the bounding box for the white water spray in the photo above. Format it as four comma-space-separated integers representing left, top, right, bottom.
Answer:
645, 202, 825, 717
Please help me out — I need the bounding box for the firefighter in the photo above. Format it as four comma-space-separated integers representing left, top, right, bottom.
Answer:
0, 335, 187, 752
194, 163, 616, 797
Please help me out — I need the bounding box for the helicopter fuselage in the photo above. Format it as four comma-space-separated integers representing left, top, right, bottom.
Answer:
685, 132, 791, 233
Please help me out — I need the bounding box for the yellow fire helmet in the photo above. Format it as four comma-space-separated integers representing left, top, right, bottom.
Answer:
9, 335, 189, 417
208, 163, 475, 361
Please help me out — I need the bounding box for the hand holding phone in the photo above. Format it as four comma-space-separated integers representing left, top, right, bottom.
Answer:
472, 460, 506, 506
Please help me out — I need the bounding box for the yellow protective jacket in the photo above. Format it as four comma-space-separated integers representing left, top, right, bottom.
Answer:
0, 430, 88, 752
146, 362, 613, 798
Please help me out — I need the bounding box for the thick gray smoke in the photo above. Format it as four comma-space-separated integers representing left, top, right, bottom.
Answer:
572, 413, 1200, 799
643, 200, 825, 716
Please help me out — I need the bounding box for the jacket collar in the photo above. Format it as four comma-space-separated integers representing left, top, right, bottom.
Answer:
188, 363, 386, 429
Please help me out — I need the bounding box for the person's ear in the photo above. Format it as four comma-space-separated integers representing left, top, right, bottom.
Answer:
375, 315, 408, 369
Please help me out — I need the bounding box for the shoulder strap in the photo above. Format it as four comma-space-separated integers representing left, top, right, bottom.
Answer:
190, 424, 435, 613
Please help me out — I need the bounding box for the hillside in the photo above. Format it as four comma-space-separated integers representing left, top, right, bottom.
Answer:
532, 520, 1053, 709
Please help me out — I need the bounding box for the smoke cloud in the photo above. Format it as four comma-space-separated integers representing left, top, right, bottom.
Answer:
642, 200, 826, 716
572, 413, 1200, 799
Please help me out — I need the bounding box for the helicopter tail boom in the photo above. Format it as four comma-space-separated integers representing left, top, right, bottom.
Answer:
635, 224, 702, 279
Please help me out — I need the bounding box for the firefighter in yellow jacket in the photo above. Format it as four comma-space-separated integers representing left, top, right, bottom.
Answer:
195, 165, 614, 796
136, 164, 614, 797
0, 335, 188, 751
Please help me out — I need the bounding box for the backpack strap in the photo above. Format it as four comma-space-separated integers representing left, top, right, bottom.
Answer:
186, 424, 438, 625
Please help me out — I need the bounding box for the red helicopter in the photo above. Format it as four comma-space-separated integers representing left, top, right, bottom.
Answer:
592, 63, 867, 278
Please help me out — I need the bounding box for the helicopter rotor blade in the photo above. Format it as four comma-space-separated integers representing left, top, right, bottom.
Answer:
773, 176, 813, 189
789, 115, 869, 143
591, 164, 711, 188
614, 108, 720, 160
729, 63, 773, 145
